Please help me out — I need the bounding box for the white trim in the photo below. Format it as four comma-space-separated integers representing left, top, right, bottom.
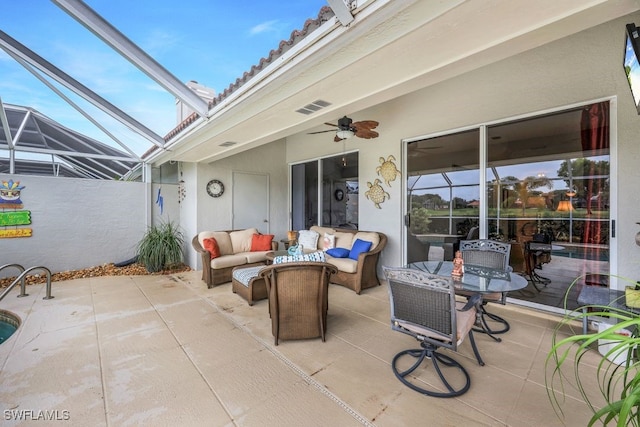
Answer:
608, 96, 618, 288
479, 125, 487, 239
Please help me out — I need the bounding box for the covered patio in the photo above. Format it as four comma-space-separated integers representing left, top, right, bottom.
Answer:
0, 272, 599, 426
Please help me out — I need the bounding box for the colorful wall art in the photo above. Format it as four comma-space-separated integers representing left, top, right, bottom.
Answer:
0, 179, 32, 238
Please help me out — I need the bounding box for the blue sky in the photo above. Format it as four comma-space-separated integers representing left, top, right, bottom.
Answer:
0, 1, 328, 156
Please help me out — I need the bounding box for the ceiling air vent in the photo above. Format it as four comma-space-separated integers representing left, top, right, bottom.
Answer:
295, 99, 331, 115
219, 141, 237, 147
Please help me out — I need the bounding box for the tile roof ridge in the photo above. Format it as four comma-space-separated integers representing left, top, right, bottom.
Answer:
161, 5, 335, 145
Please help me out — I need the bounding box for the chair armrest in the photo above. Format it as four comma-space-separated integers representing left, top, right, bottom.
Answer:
191, 235, 210, 261
355, 232, 387, 265
459, 293, 482, 311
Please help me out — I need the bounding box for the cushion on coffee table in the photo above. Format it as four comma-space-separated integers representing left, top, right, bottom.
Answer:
231, 265, 268, 306
232, 265, 264, 287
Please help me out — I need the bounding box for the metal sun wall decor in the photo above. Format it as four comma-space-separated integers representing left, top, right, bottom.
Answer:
365, 154, 400, 209
0, 179, 32, 238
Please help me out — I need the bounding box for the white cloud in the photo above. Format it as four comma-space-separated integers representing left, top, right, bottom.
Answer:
249, 20, 280, 36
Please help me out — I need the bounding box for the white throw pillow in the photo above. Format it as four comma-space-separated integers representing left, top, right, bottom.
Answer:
298, 230, 320, 251
323, 233, 335, 251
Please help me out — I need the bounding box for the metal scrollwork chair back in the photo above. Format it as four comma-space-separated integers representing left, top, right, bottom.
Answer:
458, 239, 512, 341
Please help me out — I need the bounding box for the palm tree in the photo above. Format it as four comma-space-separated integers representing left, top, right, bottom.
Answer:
504, 175, 553, 215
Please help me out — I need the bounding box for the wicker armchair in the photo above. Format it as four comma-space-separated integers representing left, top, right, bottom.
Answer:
384, 267, 484, 397
328, 230, 387, 295
459, 239, 512, 340
259, 262, 337, 345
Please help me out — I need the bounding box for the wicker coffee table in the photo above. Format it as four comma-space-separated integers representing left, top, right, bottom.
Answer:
265, 250, 289, 264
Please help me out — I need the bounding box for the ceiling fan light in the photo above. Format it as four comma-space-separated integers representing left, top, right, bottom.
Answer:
336, 129, 355, 139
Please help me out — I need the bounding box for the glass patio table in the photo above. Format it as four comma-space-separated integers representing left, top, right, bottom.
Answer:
407, 261, 528, 294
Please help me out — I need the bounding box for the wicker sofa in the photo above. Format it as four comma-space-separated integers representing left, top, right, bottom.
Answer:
298, 226, 387, 294
192, 228, 278, 288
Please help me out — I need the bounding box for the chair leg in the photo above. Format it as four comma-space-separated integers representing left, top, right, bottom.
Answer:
391, 343, 472, 398
474, 305, 510, 334
472, 306, 504, 342
467, 330, 485, 367
483, 310, 510, 334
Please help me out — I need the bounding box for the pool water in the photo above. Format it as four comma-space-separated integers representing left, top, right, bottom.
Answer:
554, 246, 609, 262
0, 310, 20, 344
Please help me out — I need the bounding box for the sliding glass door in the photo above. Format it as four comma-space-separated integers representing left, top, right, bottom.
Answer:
487, 102, 610, 309
291, 152, 359, 231
405, 101, 611, 310
406, 129, 479, 262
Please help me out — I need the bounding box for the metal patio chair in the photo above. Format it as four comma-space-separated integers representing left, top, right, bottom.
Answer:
459, 239, 512, 340
384, 267, 484, 398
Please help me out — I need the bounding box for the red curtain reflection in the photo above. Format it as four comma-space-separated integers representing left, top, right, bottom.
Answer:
580, 102, 609, 245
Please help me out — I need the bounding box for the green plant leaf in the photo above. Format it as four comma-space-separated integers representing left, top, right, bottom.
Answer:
136, 220, 184, 272
546, 273, 640, 427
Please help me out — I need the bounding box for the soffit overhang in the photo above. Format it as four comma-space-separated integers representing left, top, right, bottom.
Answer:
147, 0, 640, 166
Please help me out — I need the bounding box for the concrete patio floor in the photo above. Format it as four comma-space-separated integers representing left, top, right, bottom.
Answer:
0, 270, 607, 426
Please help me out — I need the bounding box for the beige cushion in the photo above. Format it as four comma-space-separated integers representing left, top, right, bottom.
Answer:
325, 256, 357, 273
199, 231, 233, 255
334, 231, 354, 249
210, 253, 248, 269
454, 301, 478, 346
397, 301, 476, 347
244, 251, 271, 263
353, 232, 380, 250
229, 228, 258, 253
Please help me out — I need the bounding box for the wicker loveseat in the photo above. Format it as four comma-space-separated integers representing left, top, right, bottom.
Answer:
192, 228, 278, 288
297, 226, 387, 294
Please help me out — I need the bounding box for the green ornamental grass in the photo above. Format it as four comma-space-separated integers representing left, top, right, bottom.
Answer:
546, 275, 640, 427
136, 221, 184, 273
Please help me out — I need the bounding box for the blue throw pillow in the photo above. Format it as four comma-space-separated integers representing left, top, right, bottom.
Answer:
326, 247, 350, 258
348, 239, 372, 260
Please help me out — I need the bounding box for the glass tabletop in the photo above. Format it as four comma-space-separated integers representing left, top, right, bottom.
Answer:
407, 261, 528, 293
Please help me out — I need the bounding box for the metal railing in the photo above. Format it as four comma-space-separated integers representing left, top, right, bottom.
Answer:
0, 264, 54, 303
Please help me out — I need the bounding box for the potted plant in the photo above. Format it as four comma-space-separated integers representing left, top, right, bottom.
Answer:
136, 220, 185, 273
546, 275, 640, 426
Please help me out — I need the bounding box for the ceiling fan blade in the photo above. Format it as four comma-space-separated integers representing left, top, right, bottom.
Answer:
324, 122, 338, 127
308, 129, 338, 135
355, 129, 379, 139
334, 135, 344, 142
352, 120, 379, 130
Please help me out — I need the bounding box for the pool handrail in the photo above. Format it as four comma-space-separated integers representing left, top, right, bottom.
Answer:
0, 265, 53, 303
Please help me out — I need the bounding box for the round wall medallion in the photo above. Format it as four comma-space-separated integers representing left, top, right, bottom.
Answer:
334, 189, 344, 201
206, 179, 224, 198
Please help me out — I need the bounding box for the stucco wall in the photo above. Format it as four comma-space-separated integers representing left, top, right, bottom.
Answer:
184, 139, 288, 271
286, 12, 640, 284
0, 174, 148, 277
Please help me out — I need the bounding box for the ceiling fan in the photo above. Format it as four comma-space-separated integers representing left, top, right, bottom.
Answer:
308, 116, 379, 142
